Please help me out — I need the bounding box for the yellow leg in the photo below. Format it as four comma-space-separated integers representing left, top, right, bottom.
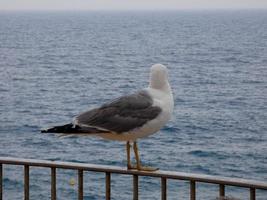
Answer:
126, 141, 135, 170
133, 141, 158, 171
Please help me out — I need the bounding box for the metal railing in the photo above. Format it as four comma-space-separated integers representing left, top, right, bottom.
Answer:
0, 157, 267, 200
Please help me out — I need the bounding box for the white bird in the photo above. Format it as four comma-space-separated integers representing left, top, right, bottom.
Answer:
42, 64, 174, 171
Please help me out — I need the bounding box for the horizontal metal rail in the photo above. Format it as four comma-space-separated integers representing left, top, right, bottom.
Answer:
0, 157, 267, 200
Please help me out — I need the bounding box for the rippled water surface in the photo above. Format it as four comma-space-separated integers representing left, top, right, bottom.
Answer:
0, 10, 267, 199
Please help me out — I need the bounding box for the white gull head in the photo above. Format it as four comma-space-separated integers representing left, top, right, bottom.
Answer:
149, 64, 170, 93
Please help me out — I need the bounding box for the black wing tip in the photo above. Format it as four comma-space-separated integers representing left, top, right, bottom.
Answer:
41, 128, 51, 133
40, 123, 73, 133
41, 129, 47, 133
40, 127, 56, 133
41, 123, 112, 134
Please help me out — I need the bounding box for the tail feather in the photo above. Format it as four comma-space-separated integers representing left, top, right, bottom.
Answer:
41, 123, 109, 134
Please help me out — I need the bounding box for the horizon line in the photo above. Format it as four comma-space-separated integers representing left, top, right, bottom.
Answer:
1, 8, 267, 12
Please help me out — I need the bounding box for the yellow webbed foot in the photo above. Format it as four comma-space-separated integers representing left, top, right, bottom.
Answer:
136, 165, 159, 172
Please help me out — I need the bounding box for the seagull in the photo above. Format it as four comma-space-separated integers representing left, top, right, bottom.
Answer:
41, 64, 174, 171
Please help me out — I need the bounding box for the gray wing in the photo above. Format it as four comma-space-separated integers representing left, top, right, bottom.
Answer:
75, 90, 161, 133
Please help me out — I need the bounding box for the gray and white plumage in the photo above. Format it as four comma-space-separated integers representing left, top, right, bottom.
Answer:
42, 64, 174, 142
75, 90, 161, 133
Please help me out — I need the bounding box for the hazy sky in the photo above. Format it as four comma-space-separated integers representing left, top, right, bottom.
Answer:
1, 0, 267, 10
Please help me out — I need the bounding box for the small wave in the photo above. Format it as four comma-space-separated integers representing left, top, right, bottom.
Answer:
242, 80, 264, 84
162, 125, 180, 132
3, 177, 23, 189
184, 124, 210, 132
192, 164, 213, 174
188, 150, 226, 160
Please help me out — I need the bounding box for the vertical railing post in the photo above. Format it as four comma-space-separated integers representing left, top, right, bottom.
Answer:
0, 164, 2, 200
78, 169, 83, 200
161, 177, 167, 200
190, 180, 196, 200
133, 175, 138, 200
24, 165, 29, 200
105, 172, 111, 200
51, 167, 56, 200
250, 188, 256, 200
219, 184, 225, 197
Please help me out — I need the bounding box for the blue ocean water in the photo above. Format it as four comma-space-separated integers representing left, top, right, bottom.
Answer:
0, 10, 267, 199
